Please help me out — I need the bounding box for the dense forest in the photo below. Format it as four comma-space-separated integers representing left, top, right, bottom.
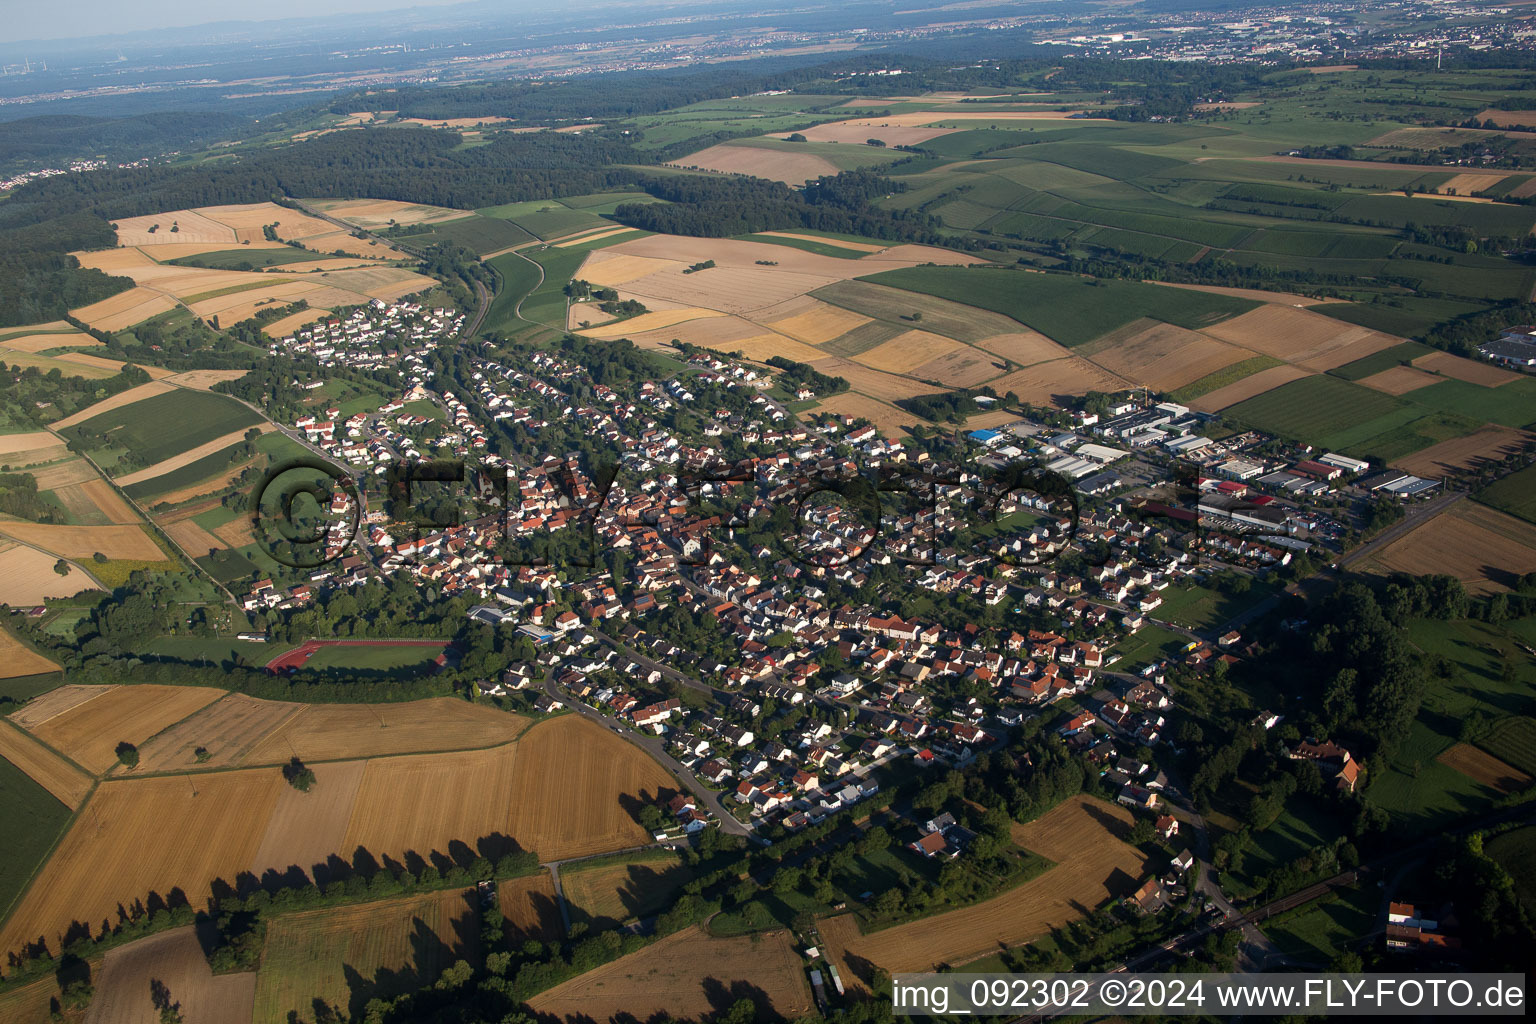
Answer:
614, 169, 963, 245
0, 111, 252, 171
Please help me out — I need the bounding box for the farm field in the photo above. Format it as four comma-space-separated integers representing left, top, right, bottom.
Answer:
1481, 718, 1536, 779
1478, 464, 1536, 525
1364, 502, 1536, 594
253, 888, 483, 1024
0, 721, 93, 809
0, 714, 674, 959
113, 423, 271, 487
57, 387, 262, 473
0, 626, 60, 680
240, 697, 529, 766
0, 755, 73, 930
25, 684, 226, 774
1397, 426, 1533, 478
7, 684, 114, 729
826, 797, 1145, 974
1487, 826, 1536, 916
863, 267, 1257, 347
527, 925, 811, 1022
0, 522, 163, 562
1413, 350, 1523, 387
562, 849, 692, 929
88, 925, 256, 1024
1219, 375, 1403, 446
498, 870, 563, 942
129, 693, 303, 772
1078, 319, 1256, 393
1436, 744, 1532, 795
0, 542, 99, 605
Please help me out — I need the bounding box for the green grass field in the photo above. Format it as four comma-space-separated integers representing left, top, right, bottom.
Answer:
167, 247, 332, 270
1404, 378, 1536, 431
397, 214, 536, 255
484, 251, 546, 336
1481, 718, 1536, 778
297, 643, 445, 675
1487, 826, 1536, 915
478, 199, 608, 241
0, 752, 72, 922
1168, 355, 1282, 402
1222, 376, 1406, 447
1477, 465, 1536, 525
863, 267, 1257, 347
60, 390, 262, 472
1154, 580, 1279, 631
1329, 341, 1436, 381
0, 672, 63, 707
124, 441, 249, 502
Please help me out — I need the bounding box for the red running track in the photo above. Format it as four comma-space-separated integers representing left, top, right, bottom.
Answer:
264, 638, 448, 673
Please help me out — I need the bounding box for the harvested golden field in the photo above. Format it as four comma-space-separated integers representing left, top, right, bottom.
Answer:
729, 332, 834, 364
342, 745, 522, 865
196, 202, 336, 242
26, 458, 97, 489
758, 295, 873, 344
311, 266, 436, 302
1396, 426, 1534, 478
70, 287, 179, 331
1357, 365, 1442, 395
1367, 503, 1536, 595
1413, 350, 1522, 387
131, 693, 303, 773
261, 307, 330, 338
0, 627, 60, 680
188, 281, 318, 321
527, 925, 811, 1023
297, 228, 406, 260
212, 517, 255, 548
807, 356, 948, 401
163, 368, 251, 390
112, 209, 238, 247
776, 122, 957, 145
985, 357, 1131, 408
250, 759, 368, 879
612, 316, 827, 362
306, 199, 470, 229
1438, 172, 1509, 194
620, 265, 843, 316
0, 330, 97, 353
158, 515, 224, 558
0, 769, 286, 958
759, 231, 886, 252
672, 143, 840, 184
506, 715, 677, 861
499, 870, 563, 942
29, 684, 226, 774
856, 329, 966, 374
1188, 365, 1313, 413
834, 797, 1146, 973
911, 346, 1010, 388
862, 244, 976, 266
49, 381, 175, 428
974, 330, 1072, 366
114, 424, 272, 486
562, 850, 690, 929
0, 542, 97, 605
0, 721, 91, 809
1202, 305, 1404, 371
8, 684, 113, 729
244, 698, 529, 766
253, 888, 484, 1024
581, 307, 724, 339
1476, 108, 1536, 128
554, 225, 633, 248
580, 252, 684, 286
0, 349, 121, 379
53, 477, 139, 526
0, 522, 164, 561
813, 392, 931, 433
90, 926, 256, 1024
1438, 744, 1532, 795
1080, 319, 1255, 392
568, 302, 618, 331
1510, 178, 1536, 200
0, 431, 67, 458
965, 409, 1023, 429
606, 233, 896, 277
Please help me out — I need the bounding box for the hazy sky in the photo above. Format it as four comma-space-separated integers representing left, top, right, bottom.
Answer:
9, 0, 472, 43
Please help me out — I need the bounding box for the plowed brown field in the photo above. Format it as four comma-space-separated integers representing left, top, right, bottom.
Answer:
1437, 743, 1531, 794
